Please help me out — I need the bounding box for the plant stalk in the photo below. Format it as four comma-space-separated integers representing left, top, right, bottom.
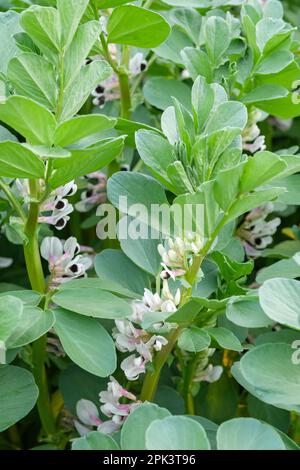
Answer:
24, 179, 56, 436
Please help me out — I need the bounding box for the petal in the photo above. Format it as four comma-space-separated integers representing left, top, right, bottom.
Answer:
40, 237, 63, 263
76, 399, 100, 426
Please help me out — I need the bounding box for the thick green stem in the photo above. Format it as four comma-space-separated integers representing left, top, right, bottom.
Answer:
24, 180, 56, 436
119, 72, 131, 119
32, 336, 56, 436
183, 356, 198, 414
140, 328, 182, 402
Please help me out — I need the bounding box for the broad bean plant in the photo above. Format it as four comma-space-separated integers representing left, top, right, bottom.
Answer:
0, 0, 300, 451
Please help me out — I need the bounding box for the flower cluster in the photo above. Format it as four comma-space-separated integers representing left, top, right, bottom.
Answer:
242, 108, 266, 154
75, 377, 140, 435
113, 319, 168, 381
41, 236, 92, 288
131, 281, 181, 324
15, 179, 77, 230
113, 282, 180, 381
75, 172, 107, 213
158, 234, 203, 280
236, 203, 281, 257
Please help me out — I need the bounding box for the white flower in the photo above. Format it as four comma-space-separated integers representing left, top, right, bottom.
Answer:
195, 365, 223, 383
39, 181, 77, 230
113, 319, 142, 353
121, 354, 146, 381
76, 399, 102, 427
129, 52, 147, 76
92, 75, 120, 107
41, 236, 92, 287
97, 419, 122, 434
237, 203, 281, 258
136, 335, 168, 361
242, 108, 267, 154
158, 235, 203, 278
97, 377, 139, 433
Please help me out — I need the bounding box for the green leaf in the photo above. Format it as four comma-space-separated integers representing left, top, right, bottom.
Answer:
53, 288, 131, 320
167, 299, 203, 326
256, 94, 300, 119
204, 326, 243, 352
95, 249, 151, 297
54, 308, 116, 378
255, 18, 288, 53
7, 308, 54, 348
20, 6, 61, 62
0, 296, 23, 343
0, 290, 41, 306
214, 163, 244, 211
107, 172, 169, 235
167, 161, 194, 194
24, 144, 71, 160
247, 395, 290, 433
0, 11, 22, 74
7, 53, 58, 110
226, 187, 285, 223
57, 0, 89, 50
50, 137, 124, 188
146, 416, 211, 450
0, 95, 56, 146
181, 47, 213, 82
155, 386, 185, 415
14, 32, 40, 55
256, 257, 300, 283
135, 130, 176, 192
226, 297, 272, 328
205, 101, 247, 133
170, 8, 202, 45
59, 277, 137, 300
242, 85, 288, 104
101, 1, 135, 6
275, 175, 300, 205
259, 278, 300, 329
72, 431, 119, 450
210, 251, 254, 281
61, 60, 112, 121
143, 77, 191, 111
63, 20, 102, 89
121, 403, 170, 450
154, 27, 193, 65
178, 326, 211, 353
197, 372, 239, 424
255, 50, 294, 75
54, 114, 116, 147
0, 125, 17, 143
217, 418, 285, 450
107, 5, 170, 48
204, 16, 231, 66
239, 343, 300, 411
119, 217, 161, 276
0, 365, 38, 432
191, 76, 215, 131
0, 141, 45, 179
60, 364, 107, 414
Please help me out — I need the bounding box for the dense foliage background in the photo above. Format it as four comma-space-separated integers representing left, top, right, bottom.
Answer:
1, 0, 300, 451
